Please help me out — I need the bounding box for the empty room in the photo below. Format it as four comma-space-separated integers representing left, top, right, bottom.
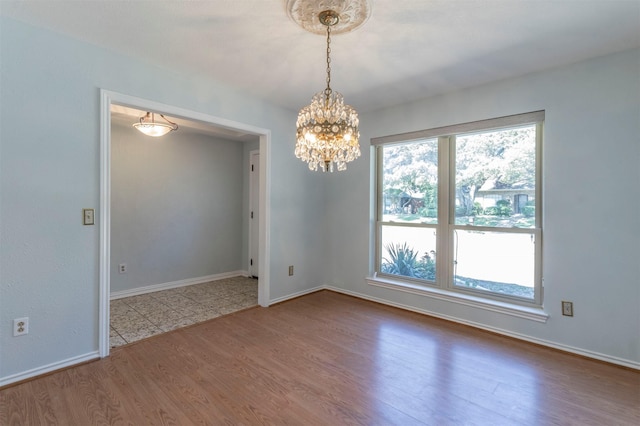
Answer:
1, 1, 638, 424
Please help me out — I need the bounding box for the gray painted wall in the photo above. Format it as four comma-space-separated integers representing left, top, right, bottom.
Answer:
110, 122, 244, 293
325, 48, 640, 366
1, 14, 637, 385
0, 17, 327, 383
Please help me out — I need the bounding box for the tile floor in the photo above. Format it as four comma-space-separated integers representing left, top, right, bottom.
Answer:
110, 276, 258, 348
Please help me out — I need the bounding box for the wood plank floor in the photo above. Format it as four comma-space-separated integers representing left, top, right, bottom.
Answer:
1, 290, 638, 425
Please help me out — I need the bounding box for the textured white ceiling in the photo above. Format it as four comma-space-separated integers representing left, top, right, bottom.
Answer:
1, 1, 639, 113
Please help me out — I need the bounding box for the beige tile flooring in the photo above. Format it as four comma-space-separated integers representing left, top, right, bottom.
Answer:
110, 276, 258, 348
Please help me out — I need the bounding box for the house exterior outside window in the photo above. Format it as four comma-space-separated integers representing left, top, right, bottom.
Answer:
373, 111, 544, 307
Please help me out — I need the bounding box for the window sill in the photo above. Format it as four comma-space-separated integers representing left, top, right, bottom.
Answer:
366, 274, 549, 323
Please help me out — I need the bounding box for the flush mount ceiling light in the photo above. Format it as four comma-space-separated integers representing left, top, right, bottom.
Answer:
133, 112, 178, 137
288, 0, 371, 172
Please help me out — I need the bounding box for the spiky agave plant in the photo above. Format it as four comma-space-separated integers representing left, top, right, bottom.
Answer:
381, 243, 421, 277
381, 243, 436, 280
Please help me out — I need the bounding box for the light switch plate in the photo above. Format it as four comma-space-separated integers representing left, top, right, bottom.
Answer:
83, 208, 95, 225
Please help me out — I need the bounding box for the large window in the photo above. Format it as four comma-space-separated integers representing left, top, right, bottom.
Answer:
374, 112, 543, 306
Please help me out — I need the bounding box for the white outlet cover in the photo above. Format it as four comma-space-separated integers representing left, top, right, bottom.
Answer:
13, 317, 29, 336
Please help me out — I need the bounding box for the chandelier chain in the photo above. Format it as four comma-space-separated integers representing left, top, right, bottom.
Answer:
325, 25, 332, 97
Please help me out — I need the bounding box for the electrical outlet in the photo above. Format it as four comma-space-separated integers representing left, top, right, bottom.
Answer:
119, 263, 127, 273
288, 265, 294, 276
13, 317, 29, 336
562, 301, 573, 317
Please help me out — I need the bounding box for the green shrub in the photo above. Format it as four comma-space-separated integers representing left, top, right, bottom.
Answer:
472, 202, 483, 216
419, 207, 437, 218
522, 205, 535, 217
484, 206, 498, 216
381, 243, 436, 281
495, 199, 513, 217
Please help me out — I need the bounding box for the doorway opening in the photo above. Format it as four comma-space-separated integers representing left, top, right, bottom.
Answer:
99, 90, 271, 357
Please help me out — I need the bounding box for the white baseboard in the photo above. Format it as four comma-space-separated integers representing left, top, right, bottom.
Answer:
325, 285, 640, 370
268, 285, 324, 305
110, 270, 249, 300
0, 351, 99, 388
5, 280, 634, 388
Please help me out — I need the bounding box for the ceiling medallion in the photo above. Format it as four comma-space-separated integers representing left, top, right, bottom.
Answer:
286, 0, 372, 35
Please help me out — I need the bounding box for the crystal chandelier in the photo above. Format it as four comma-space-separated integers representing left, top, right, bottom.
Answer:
294, 10, 361, 172
133, 112, 178, 137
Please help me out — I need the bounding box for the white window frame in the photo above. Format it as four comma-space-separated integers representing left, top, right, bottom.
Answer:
370, 111, 546, 318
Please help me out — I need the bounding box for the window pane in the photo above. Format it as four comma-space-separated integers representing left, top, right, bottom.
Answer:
381, 139, 438, 224
380, 225, 436, 281
453, 229, 535, 299
454, 125, 536, 228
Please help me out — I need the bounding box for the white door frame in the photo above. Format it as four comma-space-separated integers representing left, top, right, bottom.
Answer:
99, 90, 271, 357
248, 150, 260, 277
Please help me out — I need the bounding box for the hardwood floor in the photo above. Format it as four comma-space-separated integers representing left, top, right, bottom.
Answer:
1, 290, 638, 425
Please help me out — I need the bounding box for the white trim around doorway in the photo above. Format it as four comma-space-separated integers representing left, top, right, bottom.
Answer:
99, 90, 271, 358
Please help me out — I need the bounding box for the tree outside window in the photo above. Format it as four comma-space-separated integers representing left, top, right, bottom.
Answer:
376, 113, 543, 306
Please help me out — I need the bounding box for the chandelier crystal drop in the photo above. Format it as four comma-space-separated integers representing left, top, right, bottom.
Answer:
295, 90, 360, 172
294, 10, 361, 172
